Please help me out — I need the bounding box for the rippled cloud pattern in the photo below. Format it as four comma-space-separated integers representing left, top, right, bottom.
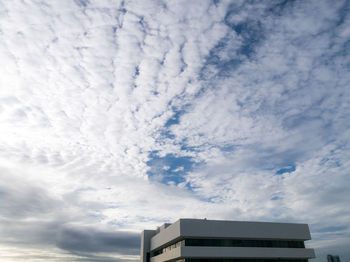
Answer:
0, 0, 349, 261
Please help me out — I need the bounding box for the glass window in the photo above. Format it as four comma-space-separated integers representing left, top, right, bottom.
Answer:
150, 238, 305, 258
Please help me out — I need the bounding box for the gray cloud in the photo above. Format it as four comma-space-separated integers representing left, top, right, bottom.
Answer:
57, 226, 140, 254
0, 172, 60, 219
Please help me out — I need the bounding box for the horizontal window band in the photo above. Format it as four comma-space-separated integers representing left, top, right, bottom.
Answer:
174, 259, 308, 262
150, 239, 305, 258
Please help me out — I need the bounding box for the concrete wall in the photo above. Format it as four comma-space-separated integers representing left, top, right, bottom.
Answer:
140, 230, 156, 262
151, 220, 181, 251
149, 219, 312, 251
180, 219, 312, 241
149, 246, 315, 262
142, 219, 314, 262
181, 246, 316, 259
150, 246, 181, 262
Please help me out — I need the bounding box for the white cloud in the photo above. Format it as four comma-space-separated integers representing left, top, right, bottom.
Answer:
0, 0, 349, 261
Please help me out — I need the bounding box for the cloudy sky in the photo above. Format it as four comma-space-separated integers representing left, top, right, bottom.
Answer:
0, 0, 349, 261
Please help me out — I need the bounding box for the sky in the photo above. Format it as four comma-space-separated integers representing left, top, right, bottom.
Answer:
0, 0, 349, 261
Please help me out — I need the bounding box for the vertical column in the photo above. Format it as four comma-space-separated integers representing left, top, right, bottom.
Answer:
140, 230, 156, 262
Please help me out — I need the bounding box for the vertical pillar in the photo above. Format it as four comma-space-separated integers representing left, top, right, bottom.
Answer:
140, 230, 156, 262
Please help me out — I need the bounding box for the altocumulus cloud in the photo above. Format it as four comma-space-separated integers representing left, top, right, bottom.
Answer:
0, 0, 349, 261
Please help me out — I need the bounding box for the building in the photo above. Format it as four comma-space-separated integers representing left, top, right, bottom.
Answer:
140, 218, 315, 262
327, 255, 341, 262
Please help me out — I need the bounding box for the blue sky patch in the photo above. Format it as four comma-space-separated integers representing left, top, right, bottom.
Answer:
164, 109, 185, 127
199, 10, 265, 81
232, 20, 265, 58
271, 196, 282, 201
146, 152, 196, 186
275, 165, 296, 175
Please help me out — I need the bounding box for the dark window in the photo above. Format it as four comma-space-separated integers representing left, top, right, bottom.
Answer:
185, 239, 305, 248
150, 238, 305, 258
185, 258, 308, 262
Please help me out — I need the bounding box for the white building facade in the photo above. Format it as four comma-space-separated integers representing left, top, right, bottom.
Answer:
140, 219, 315, 262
